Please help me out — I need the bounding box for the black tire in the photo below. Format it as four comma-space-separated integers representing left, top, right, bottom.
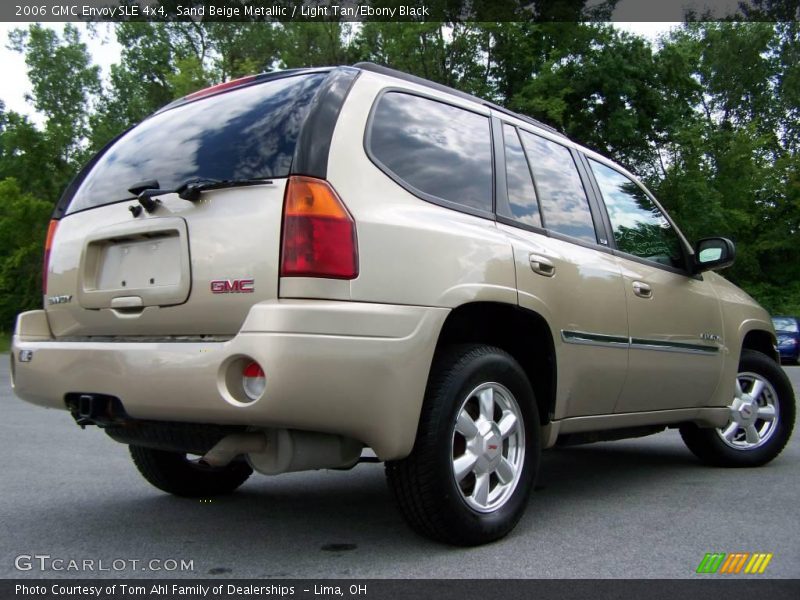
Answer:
386, 344, 540, 546
129, 445, 252, 497
680, 350, 795, 467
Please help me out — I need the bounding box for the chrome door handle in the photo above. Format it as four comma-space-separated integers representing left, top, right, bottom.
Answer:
632, 281, 652, 298
529, 254, 555, 277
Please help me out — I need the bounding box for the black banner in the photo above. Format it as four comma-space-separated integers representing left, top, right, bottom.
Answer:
2, 0, 799, 23
4, 579, 800, 600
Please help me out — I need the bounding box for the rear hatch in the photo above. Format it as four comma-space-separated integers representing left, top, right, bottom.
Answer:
44, 71, 329, 338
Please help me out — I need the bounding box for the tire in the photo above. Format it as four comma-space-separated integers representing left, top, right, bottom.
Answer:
386, 344, 540, 546
129, 445, 252, 497
680, 349, 796, 467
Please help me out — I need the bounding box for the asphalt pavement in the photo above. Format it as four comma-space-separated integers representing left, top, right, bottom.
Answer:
1, 359, 798, 579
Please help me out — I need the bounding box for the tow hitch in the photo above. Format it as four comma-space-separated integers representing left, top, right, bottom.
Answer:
65, 393, 128, 428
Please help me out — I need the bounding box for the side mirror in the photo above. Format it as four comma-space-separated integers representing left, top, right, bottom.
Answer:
694, 237, 735, 272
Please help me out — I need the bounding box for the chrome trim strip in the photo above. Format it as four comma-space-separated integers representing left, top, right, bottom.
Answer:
561, 330, 719, 355
629, 338, 719, 355
560, 330, 629, 348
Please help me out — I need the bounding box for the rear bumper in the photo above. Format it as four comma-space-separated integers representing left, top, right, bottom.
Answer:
11, 301, 448, 459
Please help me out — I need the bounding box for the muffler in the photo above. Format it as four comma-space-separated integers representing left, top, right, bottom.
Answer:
201, 429, 362, 474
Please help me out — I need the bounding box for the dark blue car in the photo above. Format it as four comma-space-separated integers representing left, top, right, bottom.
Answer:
773, 316, 800, 365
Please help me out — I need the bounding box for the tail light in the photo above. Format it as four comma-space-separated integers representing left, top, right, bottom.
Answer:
42, 219, 58, 293
242, 361, 266, 402
184, 74, 258, 102
280, 176, 358, 279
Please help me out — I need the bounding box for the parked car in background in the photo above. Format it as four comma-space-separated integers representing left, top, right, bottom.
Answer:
773, 316, 800, 365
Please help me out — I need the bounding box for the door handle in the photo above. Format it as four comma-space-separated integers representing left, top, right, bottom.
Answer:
632, 281, 652, 298
529, 254, 555, 277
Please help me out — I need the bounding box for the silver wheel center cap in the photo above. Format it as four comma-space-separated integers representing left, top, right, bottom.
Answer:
470, 426, 503, 473
737, 400, 758, 425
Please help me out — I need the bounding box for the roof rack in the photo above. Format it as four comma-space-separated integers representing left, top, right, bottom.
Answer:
353, 62, 565, 138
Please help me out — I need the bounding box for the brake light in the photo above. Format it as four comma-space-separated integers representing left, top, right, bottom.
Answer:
184, 74, 258, 101
280, 176, 358, 279
42, 219, 58, 293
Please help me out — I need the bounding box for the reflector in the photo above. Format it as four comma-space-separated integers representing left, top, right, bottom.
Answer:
242, 361, 266, 402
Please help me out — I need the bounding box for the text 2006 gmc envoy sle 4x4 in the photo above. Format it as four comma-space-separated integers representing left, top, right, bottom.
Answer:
11, 63, 795, 546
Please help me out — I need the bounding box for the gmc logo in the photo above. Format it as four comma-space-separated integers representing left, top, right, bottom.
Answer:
210, 279, 254, 294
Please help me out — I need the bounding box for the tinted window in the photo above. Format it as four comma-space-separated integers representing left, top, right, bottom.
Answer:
519, 131, 596, 243
68, 74, 327, 214
369, 92, 492, 213
589, 159, 683, 268
502, 124, 541, 227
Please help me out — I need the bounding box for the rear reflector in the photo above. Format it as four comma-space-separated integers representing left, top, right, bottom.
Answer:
242, 361, 266, 402
42, 219, 58, 293
280, 176, 358, 279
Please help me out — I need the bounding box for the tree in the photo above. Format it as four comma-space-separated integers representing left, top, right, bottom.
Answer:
0, 178, 52, 330
8, 24, 101, 170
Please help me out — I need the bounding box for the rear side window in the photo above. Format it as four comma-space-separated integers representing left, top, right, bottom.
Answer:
501, 124, 541, 227
67, 73, 327, 215
519, 131, 596, 243
368, 92, 493, 213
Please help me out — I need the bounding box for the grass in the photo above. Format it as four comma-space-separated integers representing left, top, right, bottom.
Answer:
0, 331, 10, 353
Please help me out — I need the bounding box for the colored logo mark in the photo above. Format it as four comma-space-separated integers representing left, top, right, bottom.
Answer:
696, 552, 773, 574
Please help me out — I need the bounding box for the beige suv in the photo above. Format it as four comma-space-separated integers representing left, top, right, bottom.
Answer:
11, 63, 795, 546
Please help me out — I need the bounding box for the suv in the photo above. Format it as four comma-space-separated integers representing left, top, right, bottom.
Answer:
11, 63, 795, 546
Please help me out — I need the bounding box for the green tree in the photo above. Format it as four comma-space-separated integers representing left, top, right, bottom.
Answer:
6, 24, 101, 196
8, 24, 101, 169
0, 178, 52, 330
352, 22, 491, 97
652, 23, 800, 312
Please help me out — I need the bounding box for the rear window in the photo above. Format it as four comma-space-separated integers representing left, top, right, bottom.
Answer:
67, 73, 327, 215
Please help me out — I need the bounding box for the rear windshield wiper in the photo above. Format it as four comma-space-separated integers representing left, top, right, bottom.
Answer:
127, 178, 273, 213
175, 177, 274, 201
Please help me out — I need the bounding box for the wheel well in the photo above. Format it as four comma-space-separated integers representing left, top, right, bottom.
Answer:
742, 329, 778, 363
434, 302, 556, 424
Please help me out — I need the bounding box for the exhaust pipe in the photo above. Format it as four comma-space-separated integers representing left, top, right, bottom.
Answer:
200, 432, 268, 467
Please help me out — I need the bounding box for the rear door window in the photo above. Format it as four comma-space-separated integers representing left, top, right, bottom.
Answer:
367, 92, 493, 214
501, 124, 542, 227
518, 131, 596, 243
67, 73, 327, 215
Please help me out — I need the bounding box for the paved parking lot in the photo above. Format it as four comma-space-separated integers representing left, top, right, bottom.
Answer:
1, 359, 798, 579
